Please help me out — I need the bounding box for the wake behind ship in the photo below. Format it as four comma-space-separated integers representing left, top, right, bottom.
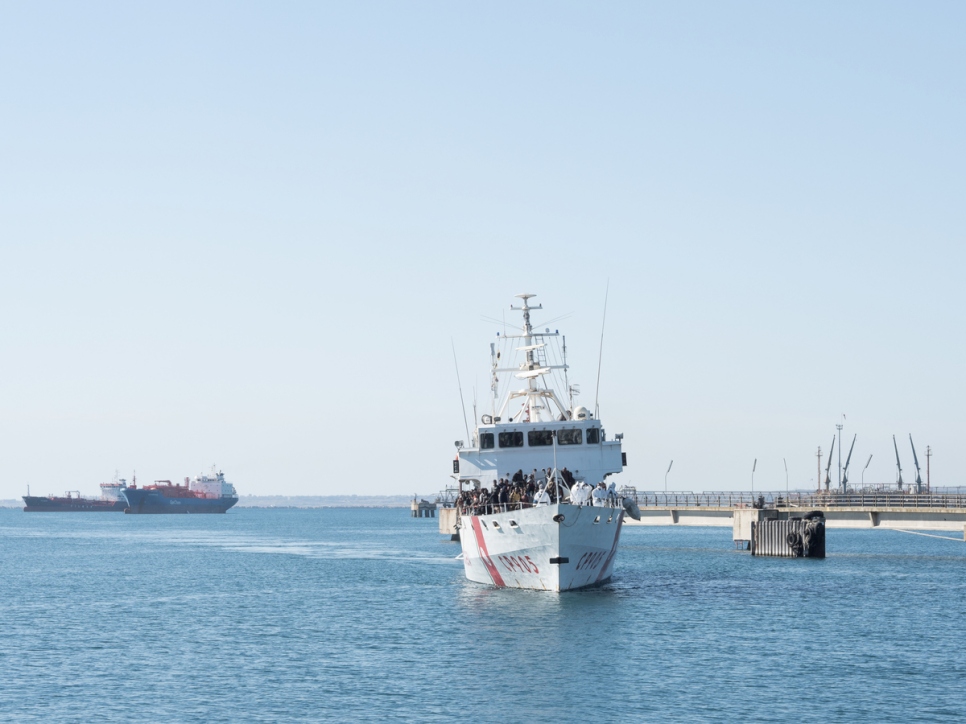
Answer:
123, 469, 238, 514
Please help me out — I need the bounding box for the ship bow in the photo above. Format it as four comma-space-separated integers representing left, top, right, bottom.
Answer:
460, 504, 624, 592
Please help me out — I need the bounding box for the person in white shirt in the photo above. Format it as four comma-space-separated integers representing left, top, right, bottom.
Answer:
591, 482, 609, 507
534, 485, 551, 507
569, 482, 581, 505
572, 481, 590, 506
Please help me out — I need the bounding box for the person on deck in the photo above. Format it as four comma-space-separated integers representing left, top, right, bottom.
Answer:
534, 485, 551, 507
592, 482, 609, 507
546, 479, 558, 504
572, 481, 590, 506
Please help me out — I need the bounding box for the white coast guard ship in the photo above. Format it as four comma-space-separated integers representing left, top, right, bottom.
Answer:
451, 294, 637, 592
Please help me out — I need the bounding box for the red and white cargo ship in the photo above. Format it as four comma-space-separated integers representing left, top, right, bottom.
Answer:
450, 294, 638, 592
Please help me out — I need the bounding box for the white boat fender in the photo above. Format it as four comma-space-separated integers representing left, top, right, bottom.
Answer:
622, 497, 641, 521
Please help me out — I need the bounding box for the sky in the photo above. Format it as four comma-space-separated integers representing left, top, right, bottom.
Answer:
1, 2, 964, 498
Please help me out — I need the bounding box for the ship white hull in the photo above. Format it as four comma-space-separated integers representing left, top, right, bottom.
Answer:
459, 503, 625, 592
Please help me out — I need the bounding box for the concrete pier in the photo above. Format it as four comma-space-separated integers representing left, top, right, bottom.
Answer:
438, 507, 459, 540
623, 491, 966, 536
410, 498, 435, 518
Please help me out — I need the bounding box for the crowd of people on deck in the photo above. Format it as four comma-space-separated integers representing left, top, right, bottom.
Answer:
456, 467, 618, 515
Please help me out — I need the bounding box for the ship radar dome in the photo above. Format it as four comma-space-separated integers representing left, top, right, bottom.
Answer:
573, 406, 593, 420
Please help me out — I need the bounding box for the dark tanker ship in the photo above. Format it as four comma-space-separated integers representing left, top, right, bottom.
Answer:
22, 492, 127, 512
23, 477, 129, 512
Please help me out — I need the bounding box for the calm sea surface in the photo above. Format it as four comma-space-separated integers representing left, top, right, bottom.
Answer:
1, 508, 964, 722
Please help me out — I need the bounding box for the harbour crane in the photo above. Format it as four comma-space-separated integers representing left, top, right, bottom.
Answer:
909, 434, 923, 494
823, 436, 836, 492
840, 434, 857, 493
893, 435, 904, 491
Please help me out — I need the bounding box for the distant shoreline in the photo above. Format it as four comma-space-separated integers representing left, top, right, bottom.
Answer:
0, 494, 438, 509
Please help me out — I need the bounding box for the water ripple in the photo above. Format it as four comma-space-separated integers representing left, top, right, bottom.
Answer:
1, 509, 963, 722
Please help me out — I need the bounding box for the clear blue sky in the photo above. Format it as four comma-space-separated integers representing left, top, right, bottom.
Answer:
1, 2, 963, 497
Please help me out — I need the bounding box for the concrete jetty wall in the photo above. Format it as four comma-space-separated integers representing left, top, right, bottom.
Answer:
623, 492, 966, 533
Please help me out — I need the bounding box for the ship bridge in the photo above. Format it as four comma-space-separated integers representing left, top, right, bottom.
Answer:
454, 293, 626, 490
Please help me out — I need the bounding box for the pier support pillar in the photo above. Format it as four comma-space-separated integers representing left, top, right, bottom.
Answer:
733, 508, 778, 544
439, 507, 460, 540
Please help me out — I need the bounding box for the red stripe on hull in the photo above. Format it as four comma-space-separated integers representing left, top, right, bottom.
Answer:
470, 517, 506, 587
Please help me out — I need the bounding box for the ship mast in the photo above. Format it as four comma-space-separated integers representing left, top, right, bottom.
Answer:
493, 293, 570, 423
514, 293, 540, 421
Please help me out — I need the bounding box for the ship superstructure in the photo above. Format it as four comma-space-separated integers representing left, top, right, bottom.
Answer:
452, 294, 634, 591
99, 472, 129, 503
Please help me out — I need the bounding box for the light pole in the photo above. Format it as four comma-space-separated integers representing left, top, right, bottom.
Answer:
665, 460, 673, 493
862, 454, 872, 489
751, 458, 757, 495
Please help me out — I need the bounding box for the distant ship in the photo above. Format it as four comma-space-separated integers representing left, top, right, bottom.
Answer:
122, 468, 238, 514
23, 474, 131, 512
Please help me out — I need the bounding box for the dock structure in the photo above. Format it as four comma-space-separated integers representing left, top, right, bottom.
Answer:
750, 513, 826, 558
622, 491, 966, 543
411, 498, 436, 518
438, 506, 459, 540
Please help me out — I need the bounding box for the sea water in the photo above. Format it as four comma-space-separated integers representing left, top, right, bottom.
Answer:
1, 508, 964, 722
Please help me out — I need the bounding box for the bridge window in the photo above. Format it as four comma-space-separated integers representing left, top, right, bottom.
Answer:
480, 433, 494, 450
528, 430, 554, 447
586, 428, 600, 444
498, 431, 524, 448
558, 429, 582, 445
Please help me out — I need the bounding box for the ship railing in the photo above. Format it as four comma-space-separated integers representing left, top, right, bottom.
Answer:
435, 486, 461, 507
458, 498, 624, 516
624, 491, 966, 510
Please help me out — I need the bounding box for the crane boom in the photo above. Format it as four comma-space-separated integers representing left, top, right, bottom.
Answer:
840, 434, 857, 492
909, 434, 923, 494
893, 435, 904, 491
823, 436, 836, 491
